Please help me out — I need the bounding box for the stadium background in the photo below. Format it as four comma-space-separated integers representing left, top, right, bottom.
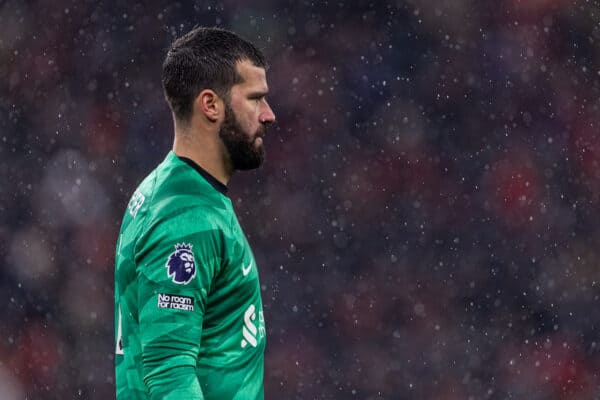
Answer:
2, 1, 600, 398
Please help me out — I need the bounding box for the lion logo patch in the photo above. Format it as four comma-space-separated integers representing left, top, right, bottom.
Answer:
165, 243, 197, 284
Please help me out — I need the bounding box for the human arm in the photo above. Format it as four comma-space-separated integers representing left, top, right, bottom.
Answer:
135, 212, 221, 399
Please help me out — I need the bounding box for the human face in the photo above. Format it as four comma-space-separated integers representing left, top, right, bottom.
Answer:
219, 60, 276, 171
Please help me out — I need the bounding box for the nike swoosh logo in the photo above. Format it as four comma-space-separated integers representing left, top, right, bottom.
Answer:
242, 260, 254, 276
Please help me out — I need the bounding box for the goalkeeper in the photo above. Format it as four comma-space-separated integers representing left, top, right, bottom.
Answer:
114, 27, 276, 399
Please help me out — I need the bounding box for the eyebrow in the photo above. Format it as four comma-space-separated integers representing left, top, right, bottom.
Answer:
247, 90, 269, 98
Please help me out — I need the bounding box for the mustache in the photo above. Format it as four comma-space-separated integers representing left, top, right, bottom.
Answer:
253, 125, 267, 140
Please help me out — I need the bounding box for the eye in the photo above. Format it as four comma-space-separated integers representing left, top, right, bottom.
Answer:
249, 94, 267, 103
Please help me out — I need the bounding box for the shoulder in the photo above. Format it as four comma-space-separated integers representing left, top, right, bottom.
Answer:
137, 158, 231, 230
126, 153, 235, 250
134, 203, 228, 287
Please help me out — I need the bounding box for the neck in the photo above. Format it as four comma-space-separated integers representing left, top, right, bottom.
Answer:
172, 122, 233, 186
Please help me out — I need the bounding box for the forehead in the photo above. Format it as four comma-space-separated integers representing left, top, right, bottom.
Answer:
233, 59, 268, 91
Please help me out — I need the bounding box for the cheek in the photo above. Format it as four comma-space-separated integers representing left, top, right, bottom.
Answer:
242, 109, 259, 130
237, 117, 258, 138
238, 103, 260, 128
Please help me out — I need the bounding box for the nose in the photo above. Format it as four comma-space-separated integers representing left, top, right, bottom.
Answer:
259, 102, 276, 125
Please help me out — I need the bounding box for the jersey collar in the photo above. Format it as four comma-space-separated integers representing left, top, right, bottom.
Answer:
176, 155, 229, 196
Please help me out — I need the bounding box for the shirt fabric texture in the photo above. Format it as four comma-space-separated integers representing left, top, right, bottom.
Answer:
115, 151, 266, 400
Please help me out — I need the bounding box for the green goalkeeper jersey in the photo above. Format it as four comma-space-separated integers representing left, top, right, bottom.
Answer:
114, 151, 266, 400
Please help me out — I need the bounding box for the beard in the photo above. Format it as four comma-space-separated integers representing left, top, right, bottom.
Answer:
219, 103, 266, 171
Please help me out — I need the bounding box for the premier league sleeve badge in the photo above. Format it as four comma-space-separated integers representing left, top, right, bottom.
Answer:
165, 243, 197, 284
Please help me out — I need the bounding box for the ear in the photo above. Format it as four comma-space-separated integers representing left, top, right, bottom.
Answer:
195, 89, 221, 122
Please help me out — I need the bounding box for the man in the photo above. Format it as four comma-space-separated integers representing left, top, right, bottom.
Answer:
114, 27, 276, 399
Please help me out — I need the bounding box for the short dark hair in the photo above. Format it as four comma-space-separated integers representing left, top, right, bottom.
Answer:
162, 27, 266, 122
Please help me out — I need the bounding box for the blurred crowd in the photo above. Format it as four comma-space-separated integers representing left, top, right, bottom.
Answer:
2, 0, 600, 398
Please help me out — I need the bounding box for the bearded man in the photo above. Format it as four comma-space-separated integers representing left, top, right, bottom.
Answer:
114, 27, 276, 400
